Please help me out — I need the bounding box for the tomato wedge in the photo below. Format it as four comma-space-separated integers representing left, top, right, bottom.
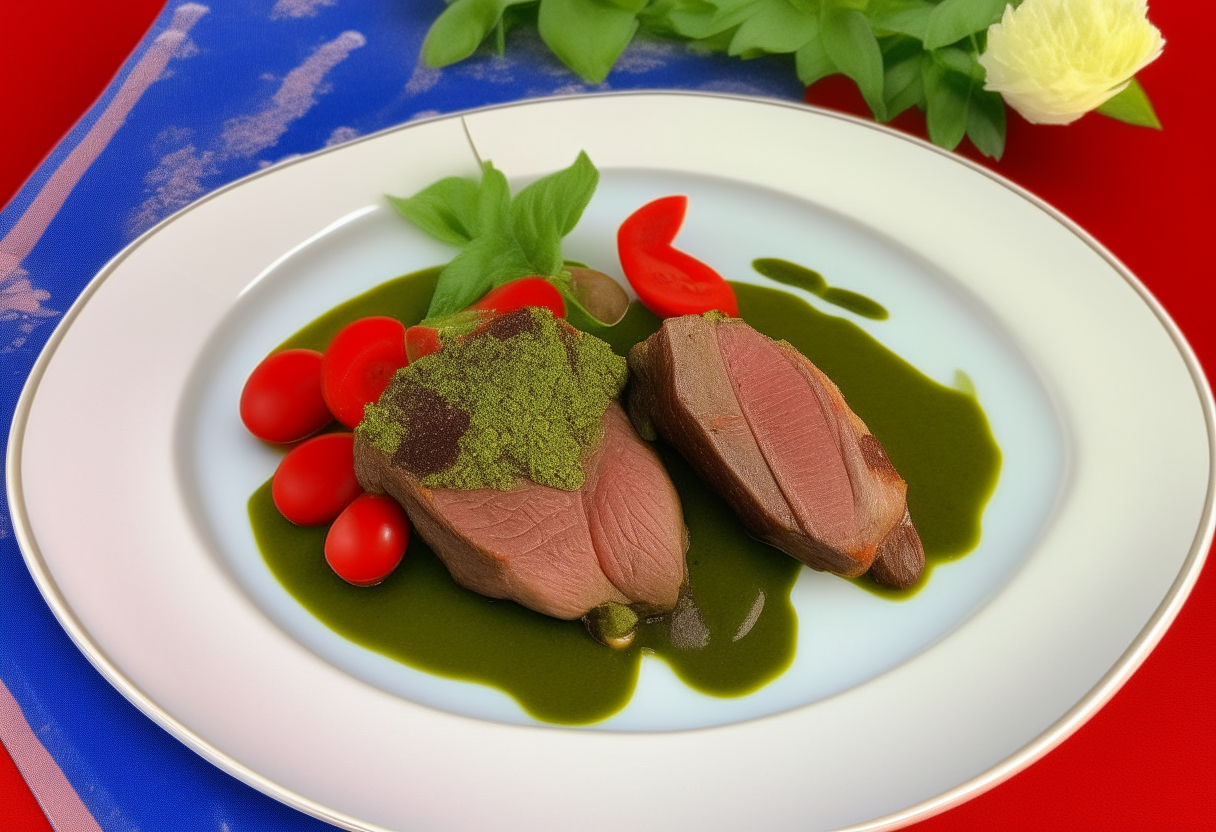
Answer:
617, 196, 738, 318
322, 316, 408, 428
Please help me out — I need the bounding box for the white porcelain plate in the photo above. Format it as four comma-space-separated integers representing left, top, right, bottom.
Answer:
9, 94, 1214, 832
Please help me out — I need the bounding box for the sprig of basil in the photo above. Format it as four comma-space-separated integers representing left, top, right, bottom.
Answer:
389, 152, 600, 317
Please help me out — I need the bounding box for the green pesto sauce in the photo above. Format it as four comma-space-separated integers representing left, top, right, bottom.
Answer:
249, 269, 1000, 724
752, 257, 889, 320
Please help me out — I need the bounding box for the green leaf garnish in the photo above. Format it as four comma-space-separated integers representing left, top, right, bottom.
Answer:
428, 232, 533, 315
422, 0, 507, 68
881, 38, 927, 119
923, 55, 971, 150
390, 152, 600, 317
868, 0, 934, 40
965, 87, 1007, 160
795, 34, 835, 87
388, 177, 481, 246
1096, 77, 1162, 130
538, 0, 640, 84
821, 7, 887, 122
727, 0, 819, 57
510, 151, 599, 276
921, 0, 1005, 51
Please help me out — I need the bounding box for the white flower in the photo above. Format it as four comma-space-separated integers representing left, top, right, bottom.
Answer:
978, 0, 1165, 125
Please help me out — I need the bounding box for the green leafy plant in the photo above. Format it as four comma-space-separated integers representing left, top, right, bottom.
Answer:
389, 151, 599, 317
419, 0, 1162, 160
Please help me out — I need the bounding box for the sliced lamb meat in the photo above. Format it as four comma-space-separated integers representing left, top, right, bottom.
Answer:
355, 401, 688, 630
627, 315, 923, 587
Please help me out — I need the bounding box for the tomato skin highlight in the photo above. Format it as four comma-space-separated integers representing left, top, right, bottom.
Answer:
470, 277, 566, 319
325, 494, 411, 586
322, 316, 409, 428
404, 325, 442, 363
617, 195, 739, 318
271, 432, 362, 526
239, 349, 331, 443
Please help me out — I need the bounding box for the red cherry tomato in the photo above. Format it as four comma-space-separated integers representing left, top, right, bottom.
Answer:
469, 277, 566, 319
325, 494, 410, 586
271, 432, 362, 525
240, 349, 331, 443
617, 195, 739, 318
404, 324, 442, 363
322, 316, 408, 428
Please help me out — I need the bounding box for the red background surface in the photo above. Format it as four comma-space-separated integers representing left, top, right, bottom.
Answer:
2, 2, 1214, 830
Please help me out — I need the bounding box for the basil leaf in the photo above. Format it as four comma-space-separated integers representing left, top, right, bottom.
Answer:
603, 0, 649, 11
884, 49, 926, 120
422, 0, 506, 68
428, 233, 533, 316
933, 44, 984, 81
667, 0, 758, 39
821, 8, 887, 121
387, 176, 481, 247
728, 0, 818, 56
922, 0, 1005, 50
965, 88, 1006, 159
922, 57, 971, 150
636, 0, 686, 36
538, 0, 640, 83
868, 0, 933, 39
795, 34, 835, 86
476, 161, 512, 237
501, 1, 540, 34
512, 151, 598, 240
1096, 77, 1162, 129
510, 151, 599, 276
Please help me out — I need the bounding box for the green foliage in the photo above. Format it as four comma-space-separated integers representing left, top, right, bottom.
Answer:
920, 0, 1004, 50
822, 7, 887, 122
419, 0, 1161, 159
727, 1, 819, 57
538, 0, 641, 84
1097, 77, 1162, 129
422, 0, 515, 67
389, 152, 600, 316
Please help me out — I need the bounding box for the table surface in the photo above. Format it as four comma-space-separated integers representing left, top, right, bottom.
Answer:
2, 2, 1214, 830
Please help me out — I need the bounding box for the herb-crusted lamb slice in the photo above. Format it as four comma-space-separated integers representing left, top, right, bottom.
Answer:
355, 308, 688, 646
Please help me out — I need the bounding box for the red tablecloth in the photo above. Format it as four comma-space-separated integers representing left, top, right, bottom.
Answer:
3, 2, 1214, 829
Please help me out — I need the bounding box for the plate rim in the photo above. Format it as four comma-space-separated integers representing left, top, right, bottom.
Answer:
7, 90, 1215, 832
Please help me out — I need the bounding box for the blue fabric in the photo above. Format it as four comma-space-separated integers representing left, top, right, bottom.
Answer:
0, 2, 803, 828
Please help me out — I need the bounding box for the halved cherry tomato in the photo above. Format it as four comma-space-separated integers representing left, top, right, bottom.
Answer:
470, 277, 566, 319
617, 195, 739, 318
404, 324, 442, 363
271, 432, 362, 525
239, 348, 331, 443
325, 494, 411, 586
322, 317, 408, 428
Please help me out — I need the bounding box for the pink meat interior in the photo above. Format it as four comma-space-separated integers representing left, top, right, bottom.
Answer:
716, 323, 858, 547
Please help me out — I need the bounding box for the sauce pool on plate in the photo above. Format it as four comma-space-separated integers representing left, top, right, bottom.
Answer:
248, 268, 1001, 724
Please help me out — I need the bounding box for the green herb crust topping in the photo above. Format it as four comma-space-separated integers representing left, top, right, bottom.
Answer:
358, 307, 627, 492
